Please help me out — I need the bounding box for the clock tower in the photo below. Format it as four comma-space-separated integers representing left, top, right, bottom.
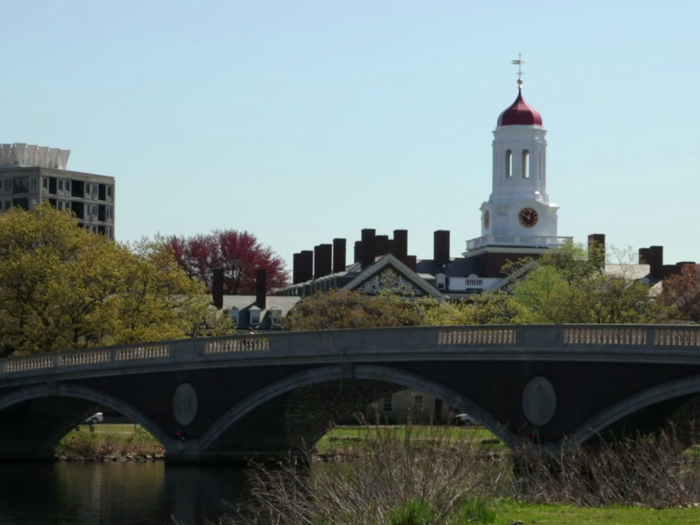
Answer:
465, 59, 569, 261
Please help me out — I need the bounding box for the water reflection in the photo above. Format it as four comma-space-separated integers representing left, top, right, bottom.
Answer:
0, 462, 247, 525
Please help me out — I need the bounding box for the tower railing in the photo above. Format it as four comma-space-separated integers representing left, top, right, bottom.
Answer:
466, 235, 573, 251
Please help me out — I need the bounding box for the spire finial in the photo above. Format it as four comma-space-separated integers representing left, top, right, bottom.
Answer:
511, 53, 525, 89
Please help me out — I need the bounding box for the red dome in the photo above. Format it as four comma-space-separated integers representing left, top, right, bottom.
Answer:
497, 89, 543, 126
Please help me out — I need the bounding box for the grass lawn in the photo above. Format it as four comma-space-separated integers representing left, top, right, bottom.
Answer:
315, 425, 503, 452
497, 500, 700, 524
56, 423, 164, 459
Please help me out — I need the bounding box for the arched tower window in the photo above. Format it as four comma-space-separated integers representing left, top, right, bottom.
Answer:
522, 150, 530, 178
538, 151, 542, 180
505, 150, 512, 178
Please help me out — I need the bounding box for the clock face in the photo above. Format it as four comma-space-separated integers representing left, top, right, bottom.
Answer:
483, 210, 490, 229
518, 207, 538, 228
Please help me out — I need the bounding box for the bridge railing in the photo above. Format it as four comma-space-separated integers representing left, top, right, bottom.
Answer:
2, 324, 700, 378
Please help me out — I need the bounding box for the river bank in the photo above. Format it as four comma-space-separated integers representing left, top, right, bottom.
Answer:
55, 424, 165, 461
54, 423, 502, 461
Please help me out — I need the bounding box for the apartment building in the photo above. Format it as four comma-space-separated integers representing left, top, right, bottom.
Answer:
0, 144, 115, 239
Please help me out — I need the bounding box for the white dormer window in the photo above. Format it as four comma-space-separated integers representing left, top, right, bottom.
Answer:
436, 273, 447, 290
249, 308, 261, 325
228, 308, 240, 327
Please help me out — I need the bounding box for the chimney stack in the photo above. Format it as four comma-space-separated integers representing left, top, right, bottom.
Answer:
587, 234, 606, 269
649, 245, 663, 279
333, 238, 347, 273
292, 253, 301, 284
638, 248, 651, 265
354, 241, 362, 263
406, 255, 417, 272
361, 229, 376, 267
375, 235, 389, 257
393, 229, 408, 264
433, 230, 450, 266
298, 250, 313, 282
256, 268, 267, 309
314, 244, 333, 279
212, 268, 224, 309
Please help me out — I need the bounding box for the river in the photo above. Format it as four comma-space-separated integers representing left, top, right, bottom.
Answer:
0, 462, 248, 525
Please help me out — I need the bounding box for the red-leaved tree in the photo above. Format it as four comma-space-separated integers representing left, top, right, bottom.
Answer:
166, 230, 288, 295
661, 264, 700, 323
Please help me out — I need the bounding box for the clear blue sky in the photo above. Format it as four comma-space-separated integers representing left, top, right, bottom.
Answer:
3, 1, 699, 270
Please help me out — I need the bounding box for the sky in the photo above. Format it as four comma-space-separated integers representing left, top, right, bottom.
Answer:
2, 1, 699, 272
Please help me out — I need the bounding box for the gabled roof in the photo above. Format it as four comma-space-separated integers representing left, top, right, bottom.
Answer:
222, 296, 301, 315
342, 254, 447, 300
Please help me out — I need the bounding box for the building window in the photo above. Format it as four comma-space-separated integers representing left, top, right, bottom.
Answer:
505, 150, 512, 178
30, 178, 37, 188
106, 207, 112, 221
106, 227, 112, 239
382, 396, 393, 412
85, 183, 90, 197
539, 151, 544, 181
107, 186, 112, 198
92, 185, 98, 197
5, 179, 11, 190
4, 201, 10, 210
436, 273, 446, 290
58, 180, 63, 191
522, 150, 530, 178
413, 395, 424, 410
42, 178, 48, 189
250, 311, 260, 325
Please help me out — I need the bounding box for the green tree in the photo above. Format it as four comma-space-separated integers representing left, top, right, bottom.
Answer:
512, 244, 674, 324
284, 289, 431, 331
0, 205, 232, 357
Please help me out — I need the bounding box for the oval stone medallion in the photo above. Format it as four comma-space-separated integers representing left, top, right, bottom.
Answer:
522, 376, 557, 427
172, 383, 198, 426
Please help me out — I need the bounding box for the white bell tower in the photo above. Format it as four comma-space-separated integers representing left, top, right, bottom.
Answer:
466, 57, 569, 254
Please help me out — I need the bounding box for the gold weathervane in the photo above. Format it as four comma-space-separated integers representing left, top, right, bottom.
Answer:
511, 54, 525, 88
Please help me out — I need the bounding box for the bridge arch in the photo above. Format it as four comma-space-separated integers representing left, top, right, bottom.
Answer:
569, 374, 700, 446
200, 364, 518, 452
0, 383, 174, 450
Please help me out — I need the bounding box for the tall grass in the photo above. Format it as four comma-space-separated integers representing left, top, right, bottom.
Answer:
513, 432, 700, 508
227, 421, 506, 525
221, 422, 700, 525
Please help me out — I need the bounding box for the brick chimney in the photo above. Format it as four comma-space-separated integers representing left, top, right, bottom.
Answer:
433, 230, 450, 266
314, 244, 332, 279
361, 229, 376, 267
256, 268, 267, 309
212, 268, 224, 309
393, 229, 408, 264
375, 235, 390, 257
649, 245, 663, 279
406, 255, 417, 272
638, 248, 651, 265
292, 253, 301, 284
587, 234, 605, 269
333, 238, 346, 273
298, 250, 313, 282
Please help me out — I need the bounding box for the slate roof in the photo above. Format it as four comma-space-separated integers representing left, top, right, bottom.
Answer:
221, 295, 301, 329
416, 257, 482, 278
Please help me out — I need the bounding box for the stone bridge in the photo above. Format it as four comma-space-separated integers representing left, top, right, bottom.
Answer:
2, 325, 700, 462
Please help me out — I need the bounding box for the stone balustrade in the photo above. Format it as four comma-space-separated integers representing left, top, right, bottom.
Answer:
2, 325, 700, 378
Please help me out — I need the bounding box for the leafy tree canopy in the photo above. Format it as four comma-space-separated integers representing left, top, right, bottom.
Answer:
0, 205, 232, 358
166, 229, 287, 295
284, 290, 432, 331
660, 264, 700, 323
